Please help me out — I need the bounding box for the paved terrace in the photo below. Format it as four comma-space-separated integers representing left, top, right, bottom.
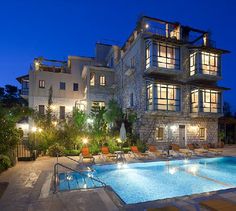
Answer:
0, 145, 236, 211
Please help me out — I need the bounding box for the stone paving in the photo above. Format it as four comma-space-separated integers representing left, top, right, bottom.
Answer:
0, 145, 235, 211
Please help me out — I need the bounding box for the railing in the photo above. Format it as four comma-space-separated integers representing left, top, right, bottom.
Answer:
53, 155, 106, 193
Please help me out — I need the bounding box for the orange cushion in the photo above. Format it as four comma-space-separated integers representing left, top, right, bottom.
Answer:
149, 146, 157, 152
131, 146, 139, 153
81, 147, 90, 156
101, 147, 109, 154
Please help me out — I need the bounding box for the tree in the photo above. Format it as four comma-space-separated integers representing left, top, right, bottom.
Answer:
223, 102, 232, 117
103, 99, 123, 127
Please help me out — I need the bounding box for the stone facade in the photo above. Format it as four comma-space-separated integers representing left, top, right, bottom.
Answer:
17, 16, 229, 145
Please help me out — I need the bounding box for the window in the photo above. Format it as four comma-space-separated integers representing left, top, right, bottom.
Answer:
39, 80, 45, 88
199, 128, 206, 140
92, 101, 105, 109
60, 82, 66, 90
156, 127, 164, 140
191, 90, 199, 112
146, 83, 153, 110
90, 73, 95, 86
130, 93, 134, 107
145, 41, 180, 70
73, 83, 79, 91
190, 52, 197, 76
157, 43, 180, 69
38, 105, 45, 115
59, 106, 65, 119
153, 84, 180, 111
202, 89, 221, 113
99, 75, 106, 86
145, 41, 151, 69
191, 89, 221, 113
201, 52, 218, 75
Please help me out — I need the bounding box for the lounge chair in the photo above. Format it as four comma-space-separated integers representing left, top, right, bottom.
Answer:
130, 146, 150, 159
203, 143, 223, 155
200, 198, 236, 210
171, 144, 192, 157
188, 143, 208, 156
147, 145, 167, 158
80, 147, 95, 163
100, 146, 117, 161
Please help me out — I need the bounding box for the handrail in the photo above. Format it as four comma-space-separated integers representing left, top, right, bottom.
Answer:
56, 153, 94, 172
53, 162, 106, 193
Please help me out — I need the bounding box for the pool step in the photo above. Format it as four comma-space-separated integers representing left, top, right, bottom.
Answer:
58, 172, 102, 191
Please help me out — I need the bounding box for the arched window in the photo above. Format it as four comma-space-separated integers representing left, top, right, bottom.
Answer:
90, 72, 95, 86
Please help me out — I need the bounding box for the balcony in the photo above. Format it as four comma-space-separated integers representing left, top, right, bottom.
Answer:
189, 51, 221, 81
145, 40, 181, 76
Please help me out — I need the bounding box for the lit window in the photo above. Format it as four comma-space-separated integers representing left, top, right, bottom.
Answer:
191, 89, 221, 113
99, 75, 106, 86
155, 84, 180, 111
145, 41, 151, 69
201, 52, 219, 75
199, 128, 206, 140
157, 43, 180, 69
39, 80, 45, 88
147, 84, 153, 110
90, 73, 95, 86
156, 127, 164, 140
92, 101, 105, 109
60, 82, 66, 90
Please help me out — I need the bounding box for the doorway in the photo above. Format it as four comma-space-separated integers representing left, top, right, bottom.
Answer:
179, 125, 186, 147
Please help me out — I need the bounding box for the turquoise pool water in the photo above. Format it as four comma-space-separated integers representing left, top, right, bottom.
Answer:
59, 157, 236, 204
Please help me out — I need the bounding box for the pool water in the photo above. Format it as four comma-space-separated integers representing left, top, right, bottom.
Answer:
59, 157, 236, 204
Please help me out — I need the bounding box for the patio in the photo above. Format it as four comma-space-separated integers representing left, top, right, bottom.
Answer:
0, 145, 236, 211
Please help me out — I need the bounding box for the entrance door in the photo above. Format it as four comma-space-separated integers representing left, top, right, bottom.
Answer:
179, 125, 186, 147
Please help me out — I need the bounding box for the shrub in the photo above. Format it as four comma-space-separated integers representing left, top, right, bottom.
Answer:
106, 139, 119, 153
63, 149, 80, 156
122, 147, 131, 153
136, 139, 147, 153
0, 154, 11, 171
48, 143, 65, 157
89, 142, 100, 155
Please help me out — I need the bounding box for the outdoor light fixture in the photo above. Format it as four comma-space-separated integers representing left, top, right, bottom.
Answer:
170, 125, 177, 132
82, 138, 88, 145
184, 159, 189, 164
117, 138, 122, 143
87, 118, 93, 124
31, 127, 37, 132
189, 165, 199, 175
38, 128, 42, 132
52, 121, 57, 126
145, 23, 149, 29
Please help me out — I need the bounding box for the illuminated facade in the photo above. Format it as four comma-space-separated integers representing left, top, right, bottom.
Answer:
17, 16, 229, 146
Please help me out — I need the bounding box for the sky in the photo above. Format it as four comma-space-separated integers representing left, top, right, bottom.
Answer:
0, 0, 236, 110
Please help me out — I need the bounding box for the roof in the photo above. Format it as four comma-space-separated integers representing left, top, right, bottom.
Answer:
16, 74, 29, 83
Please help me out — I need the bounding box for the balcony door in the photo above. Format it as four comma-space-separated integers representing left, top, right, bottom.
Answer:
179, 125, 186, 147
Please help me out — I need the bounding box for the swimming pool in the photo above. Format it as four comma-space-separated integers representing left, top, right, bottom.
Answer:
59, 157, 236, 204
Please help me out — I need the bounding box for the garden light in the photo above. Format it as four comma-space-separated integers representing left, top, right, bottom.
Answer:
87, 118, 93, 124
31, 127, 37, 132
82, 138, 88, 145
38, 128, 42, 132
